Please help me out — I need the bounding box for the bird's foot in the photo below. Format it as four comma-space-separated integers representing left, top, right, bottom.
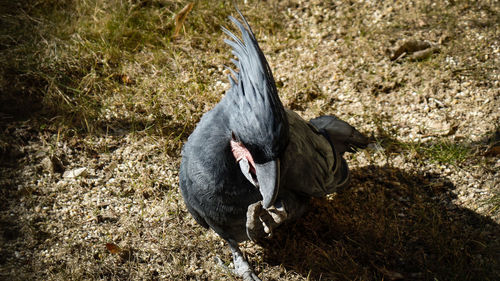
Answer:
227, 242, 262, 281
236, 266, 261, 281
233, 253, 261, 281
216, 254, 261, 281
246, 200, 288, 241
246, 201, 267, 241
264, 200, 288, 230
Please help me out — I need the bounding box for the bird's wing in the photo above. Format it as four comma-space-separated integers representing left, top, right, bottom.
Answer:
179, 156, 210, 229
279, 110, 343, 196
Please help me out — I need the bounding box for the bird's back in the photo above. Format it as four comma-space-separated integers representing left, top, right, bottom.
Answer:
279, 110, 339, 197
279, 109, 367, 197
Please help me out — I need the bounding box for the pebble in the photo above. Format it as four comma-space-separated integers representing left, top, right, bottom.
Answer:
63, 167, 88, 178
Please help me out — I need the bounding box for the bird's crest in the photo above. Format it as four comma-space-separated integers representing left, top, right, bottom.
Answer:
222, 8, 289, 163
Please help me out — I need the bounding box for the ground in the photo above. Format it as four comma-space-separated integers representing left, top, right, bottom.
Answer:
0, 0, 499, 280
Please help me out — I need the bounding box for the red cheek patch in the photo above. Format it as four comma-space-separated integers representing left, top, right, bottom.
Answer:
230, 140, 256, 174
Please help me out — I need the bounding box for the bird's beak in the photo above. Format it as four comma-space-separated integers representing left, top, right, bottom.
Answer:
254, 159, 280, 209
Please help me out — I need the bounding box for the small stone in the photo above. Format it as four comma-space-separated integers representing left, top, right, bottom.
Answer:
63, 167, 88, 178
41, 156, 64, 173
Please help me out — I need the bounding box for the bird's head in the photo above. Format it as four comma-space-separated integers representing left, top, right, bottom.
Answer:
223, 9, 289, 209
230, 130, 285, 209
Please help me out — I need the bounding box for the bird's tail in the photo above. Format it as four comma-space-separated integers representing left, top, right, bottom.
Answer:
309, 115, 369, 155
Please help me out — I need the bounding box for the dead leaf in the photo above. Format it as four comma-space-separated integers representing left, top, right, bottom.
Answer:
120, 74, 133, 85
391, 39, 432, 61
106, 243, 122, 254
173, 3, 194, 39
409, 46, 440, 61
106, 243, 133, 261
484, 144, 500, 157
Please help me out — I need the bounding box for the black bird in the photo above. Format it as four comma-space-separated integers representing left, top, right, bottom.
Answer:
179, 9, 368, 281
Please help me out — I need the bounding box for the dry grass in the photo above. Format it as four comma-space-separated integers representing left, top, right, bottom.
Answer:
1, 0, 499, 280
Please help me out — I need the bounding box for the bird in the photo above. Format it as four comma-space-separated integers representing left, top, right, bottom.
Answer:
179, 8, 368, 281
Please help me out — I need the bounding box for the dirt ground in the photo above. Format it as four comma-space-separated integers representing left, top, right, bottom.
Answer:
1, 0, 499, 280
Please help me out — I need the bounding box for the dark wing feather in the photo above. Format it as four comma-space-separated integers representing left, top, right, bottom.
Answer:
310, 115, 369, 155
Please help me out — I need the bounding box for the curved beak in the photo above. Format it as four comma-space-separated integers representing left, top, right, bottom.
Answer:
238, 158, 258, 186
254, 159, 280, 209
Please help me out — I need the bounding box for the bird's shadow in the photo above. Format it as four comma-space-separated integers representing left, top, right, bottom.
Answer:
254, 165, 499, 280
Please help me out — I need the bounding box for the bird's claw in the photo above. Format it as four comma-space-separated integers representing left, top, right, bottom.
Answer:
215, 256, 261, 281
242, 270, 262, 281
266, 200, 288, 227
246, 200, 288, 241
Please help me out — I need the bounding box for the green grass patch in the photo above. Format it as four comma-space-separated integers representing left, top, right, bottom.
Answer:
372, 117, 471, 166
410, 140, 471, 165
